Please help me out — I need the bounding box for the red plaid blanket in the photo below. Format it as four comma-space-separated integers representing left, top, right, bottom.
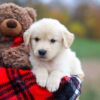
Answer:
0, 67, 52, 100
0, 67, 71, 100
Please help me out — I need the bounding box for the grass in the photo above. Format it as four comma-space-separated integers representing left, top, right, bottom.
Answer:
80, 82, 100, 100
71, 38, 100, 59
80, 87, 100, 100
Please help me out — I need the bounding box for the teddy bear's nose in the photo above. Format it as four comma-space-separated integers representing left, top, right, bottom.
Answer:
7, 20, 17, 28
0, 19, 22, 36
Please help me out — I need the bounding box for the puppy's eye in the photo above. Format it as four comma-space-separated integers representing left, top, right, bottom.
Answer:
50, 39, 56, 43
34, 37, 40, 42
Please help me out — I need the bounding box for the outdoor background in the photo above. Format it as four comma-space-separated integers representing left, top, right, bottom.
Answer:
0, 0, 100, 100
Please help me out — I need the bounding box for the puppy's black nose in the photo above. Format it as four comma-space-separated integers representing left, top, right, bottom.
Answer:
38, 49, 47, 56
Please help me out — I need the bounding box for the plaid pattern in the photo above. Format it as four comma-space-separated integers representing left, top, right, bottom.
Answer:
69, 76, 81, 100
0, 67, 81, 100
53, 76, 81, 100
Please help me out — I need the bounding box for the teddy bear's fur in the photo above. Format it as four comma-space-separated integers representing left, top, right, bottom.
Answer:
0, 3, 36, 69
1, 44, 31, 69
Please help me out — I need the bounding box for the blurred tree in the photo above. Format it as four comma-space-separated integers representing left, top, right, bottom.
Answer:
73, 4, 100, 39
84, 6, 100, 39
33, 4, 70, 25
68, 21, 86, 37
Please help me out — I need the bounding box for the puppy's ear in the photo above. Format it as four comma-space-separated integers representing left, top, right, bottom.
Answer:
23, 28, 31, 46
62, 28, 74, 48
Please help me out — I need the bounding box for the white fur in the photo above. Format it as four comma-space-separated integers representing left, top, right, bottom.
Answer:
24, 18, 84, 92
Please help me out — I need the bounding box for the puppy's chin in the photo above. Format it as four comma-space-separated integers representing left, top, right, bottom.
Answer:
35, 56, 49, 61
34, 54, 53, 62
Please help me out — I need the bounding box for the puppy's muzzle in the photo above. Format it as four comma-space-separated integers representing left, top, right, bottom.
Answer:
38, 49, 47, 57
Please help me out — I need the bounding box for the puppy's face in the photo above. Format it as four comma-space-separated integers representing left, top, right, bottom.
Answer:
30, 30, 63, 61
24, 18, 74, 61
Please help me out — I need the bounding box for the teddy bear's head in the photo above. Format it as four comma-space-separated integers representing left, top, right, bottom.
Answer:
0, 3, 36, 45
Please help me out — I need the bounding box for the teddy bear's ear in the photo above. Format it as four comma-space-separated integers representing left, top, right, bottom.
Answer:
25, 7, 37, 21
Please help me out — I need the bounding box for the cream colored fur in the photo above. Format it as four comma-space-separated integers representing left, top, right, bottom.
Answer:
24, 18, 84, 92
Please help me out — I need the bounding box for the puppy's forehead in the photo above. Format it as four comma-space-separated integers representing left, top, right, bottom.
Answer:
31, 21, 62, 39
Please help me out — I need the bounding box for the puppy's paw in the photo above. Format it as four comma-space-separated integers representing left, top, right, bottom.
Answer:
33, 68, 48, 87
37, 75, 48, 87
46, 73, 61, 92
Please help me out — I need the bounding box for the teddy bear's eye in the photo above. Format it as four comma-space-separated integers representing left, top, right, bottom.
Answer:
34, 37, 40, 42
50, 39, 56, 43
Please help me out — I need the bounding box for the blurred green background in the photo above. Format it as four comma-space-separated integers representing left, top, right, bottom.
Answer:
0, 0, 100, 99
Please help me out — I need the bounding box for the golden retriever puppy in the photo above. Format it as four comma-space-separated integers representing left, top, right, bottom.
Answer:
24, 18, 84, 92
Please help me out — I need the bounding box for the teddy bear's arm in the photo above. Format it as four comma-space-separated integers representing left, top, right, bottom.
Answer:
1, 44, 32, 69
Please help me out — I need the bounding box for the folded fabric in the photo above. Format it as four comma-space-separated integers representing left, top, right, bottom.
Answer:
0, 67, 81, 100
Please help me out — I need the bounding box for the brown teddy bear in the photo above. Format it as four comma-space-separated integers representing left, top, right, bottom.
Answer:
0, 3, 37, 69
